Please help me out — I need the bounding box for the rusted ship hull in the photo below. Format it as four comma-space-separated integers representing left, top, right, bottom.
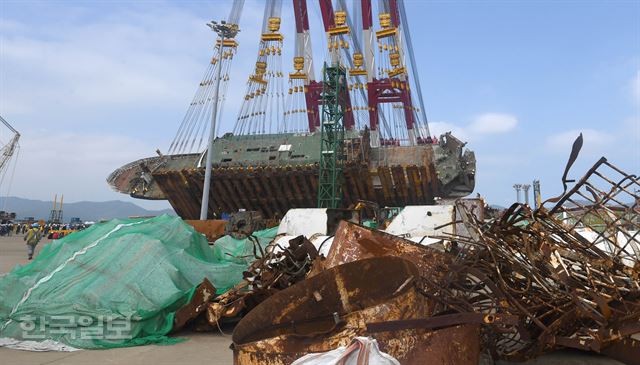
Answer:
154, 162, 441, 219
108, 131, 475, 219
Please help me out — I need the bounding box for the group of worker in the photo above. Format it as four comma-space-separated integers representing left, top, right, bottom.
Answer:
416, 135, 439, 145
0, 223, 31, 236
378, 136, 440, 146
18, 223, 90, 260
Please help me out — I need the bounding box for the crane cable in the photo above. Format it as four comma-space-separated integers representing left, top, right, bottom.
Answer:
398, 0, 430, 137
167, 0, 245, 154
232, 0, 285, 137
0, 146, 19, 212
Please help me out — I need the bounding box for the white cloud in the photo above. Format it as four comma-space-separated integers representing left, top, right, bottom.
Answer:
1, 17, 195, 115
468, 113, 518, 134
0, 2, 264, 120
426, 112, 518, 142
545, 128, 614, 151
428, 121, 470, 141
0, 2, 263, 208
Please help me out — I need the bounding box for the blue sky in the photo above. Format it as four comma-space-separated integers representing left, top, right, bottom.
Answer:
0, 0, 638, 211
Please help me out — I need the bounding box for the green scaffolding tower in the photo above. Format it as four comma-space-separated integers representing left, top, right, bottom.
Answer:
317, 63, 347, 208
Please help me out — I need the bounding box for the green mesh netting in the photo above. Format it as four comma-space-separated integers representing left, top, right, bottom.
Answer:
0, 215, 277, 349
211, 226, 279, 265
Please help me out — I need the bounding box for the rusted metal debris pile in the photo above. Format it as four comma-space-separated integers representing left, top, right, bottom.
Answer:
232, 255, 482, 364
423, 157, 640, 363
229, 216, 513, 364
175, 157, 638, 364
206, 235, 320, 325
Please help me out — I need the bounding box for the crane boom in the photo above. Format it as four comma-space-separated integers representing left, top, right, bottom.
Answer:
0, 115, 19, 136
0, 115, 20, 176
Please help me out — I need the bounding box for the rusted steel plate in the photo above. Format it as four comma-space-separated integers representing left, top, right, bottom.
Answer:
372, 324, 480, 365
601, 337, 640, 365
285, 166, 304, 207
355, 166, 370, 201
366, 312, 519, 333
239, 170, 260, 209
172, 278, 216, 331
248, 172, 273, 218
182, 169, 204, 209
341, 170, 353, 205
155, 159, 446, 220
232, 256, 479, 365
230, 169, 253, 211
391, 165, 408, 204
184, 219, 227, 242
383, 167, 399, 206
294, 169, 314, 207
156, 171, 184, 219
233, 256, 424, 345
418, 165, 433, 203
376, 166, 392, 203
234, 324, 480, 365
406, 165, 419, 202
360, 166, 376, 201
311, 220, 451, 279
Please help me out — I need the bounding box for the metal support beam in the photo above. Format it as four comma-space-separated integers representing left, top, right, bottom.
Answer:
316, 0, 355, 131
317, 64, 347, 208
200, 21, 239, 220
318, 0, 335, 31
293, 0, 318, 132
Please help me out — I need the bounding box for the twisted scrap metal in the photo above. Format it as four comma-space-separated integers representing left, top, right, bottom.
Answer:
424, 157, 640, 361
206, 235, 318, 326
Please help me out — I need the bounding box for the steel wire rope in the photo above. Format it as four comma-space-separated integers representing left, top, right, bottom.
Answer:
0, 145, 18, 212
177, 60, 218, 152
233, 78, 252, 135
263, 51, 274, 134
276, 49, 285, 133
188, 66, 220, 152
168, 61, 216, 154
398, 0, 430, 137
197, 55, 234, 151
259, 50, 274, 134
200, 62, 229, 151
181, 62, 220, 153
176, 61, 217, 153
275, 51, 285, 134
197, 55, 232, 143
214, 60, 235, 138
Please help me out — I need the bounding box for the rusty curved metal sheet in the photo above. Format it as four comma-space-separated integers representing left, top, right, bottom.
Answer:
232, 256, 480, 365
310, 220, 451, 280
233, 256, 423, 345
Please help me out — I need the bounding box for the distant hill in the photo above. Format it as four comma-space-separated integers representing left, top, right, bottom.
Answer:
0, 196, 175, 222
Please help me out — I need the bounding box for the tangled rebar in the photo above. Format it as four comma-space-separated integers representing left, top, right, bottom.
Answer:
424, 157, 639, 362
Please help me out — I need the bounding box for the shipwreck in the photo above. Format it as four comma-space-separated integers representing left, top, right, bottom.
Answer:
107, 0, 476, 219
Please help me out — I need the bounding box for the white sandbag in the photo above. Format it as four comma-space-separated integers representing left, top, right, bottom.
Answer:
291, 337, 400, 365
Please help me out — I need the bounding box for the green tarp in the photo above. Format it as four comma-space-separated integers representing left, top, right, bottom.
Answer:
212, 226, 278, 265
0, 215, 277, 349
